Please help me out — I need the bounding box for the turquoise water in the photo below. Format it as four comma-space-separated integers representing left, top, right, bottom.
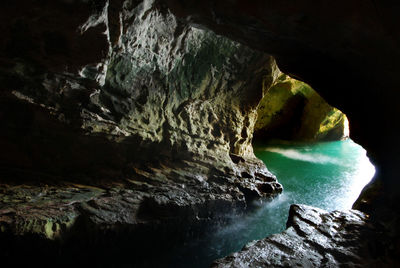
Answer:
168, 139, 375, 267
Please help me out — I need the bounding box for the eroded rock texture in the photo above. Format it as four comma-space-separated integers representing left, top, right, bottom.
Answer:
0, 0, 282, 265
1, 0, 400, 267
163, 0, 400, 194
255, 73, 348, 141
213, 204, 396, 267
163, 1, 400, 265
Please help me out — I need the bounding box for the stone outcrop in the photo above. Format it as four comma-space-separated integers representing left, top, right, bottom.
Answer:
162, 1, 400, 265
0, 0, 282, 265
212, 204, 398, 267
163, 0, 400, 190
255, 73, 348, 141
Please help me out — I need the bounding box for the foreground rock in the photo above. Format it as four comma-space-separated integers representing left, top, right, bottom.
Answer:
0, 159, 281, 266
213, 204, 397, 267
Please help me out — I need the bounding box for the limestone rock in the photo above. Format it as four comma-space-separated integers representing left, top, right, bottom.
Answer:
255, 73, 348, 141
162, 5, 400, 243
212, 204, 396, 267
0, 0, 279, 174
0, 0, 282, 264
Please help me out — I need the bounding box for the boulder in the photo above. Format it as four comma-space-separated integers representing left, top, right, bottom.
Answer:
212, 204, 397, 267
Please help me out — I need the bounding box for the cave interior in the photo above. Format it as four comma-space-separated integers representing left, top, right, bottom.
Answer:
0, 0, 399, 267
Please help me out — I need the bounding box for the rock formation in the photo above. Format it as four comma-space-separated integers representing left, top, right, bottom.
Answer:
163, 0, 400, 266
1, 0, 400, 267
212, 204, 395, 267
163, 0, 400, 186
255, 73, 348, 141
0, 0, 282, 266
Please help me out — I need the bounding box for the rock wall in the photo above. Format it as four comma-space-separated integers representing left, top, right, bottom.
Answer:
0, 0, 281, 186
163, 0, 400, 266
1, 0, 399, 266
163, 0, 400, 189
0, 0, 283, 265
255, 73, 348, 141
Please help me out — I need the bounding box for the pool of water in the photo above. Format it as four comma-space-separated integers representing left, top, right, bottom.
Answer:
168, 139, 375, 267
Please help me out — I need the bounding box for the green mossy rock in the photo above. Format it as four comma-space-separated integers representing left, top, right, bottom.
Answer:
255, 74, 348, 141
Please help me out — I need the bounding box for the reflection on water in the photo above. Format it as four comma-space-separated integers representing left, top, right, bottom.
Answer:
168, 139, 375, 267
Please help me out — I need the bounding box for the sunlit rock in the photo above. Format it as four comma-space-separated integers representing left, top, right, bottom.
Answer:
255, 73, 348, 141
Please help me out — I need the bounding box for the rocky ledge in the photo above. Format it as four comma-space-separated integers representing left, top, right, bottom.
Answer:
212, 204, 397, 267
0, 158, 281, 267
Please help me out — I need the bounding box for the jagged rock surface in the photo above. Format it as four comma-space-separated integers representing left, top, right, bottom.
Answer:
2, 0, 400, 267
163, 0, 400, 202
212, 204, 397, 267
162, 3, 400, 265
0, 0, 282, 265
255, 73, 348, 141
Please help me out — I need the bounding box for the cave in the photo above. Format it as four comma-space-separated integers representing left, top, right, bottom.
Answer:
1, 1, 399, 267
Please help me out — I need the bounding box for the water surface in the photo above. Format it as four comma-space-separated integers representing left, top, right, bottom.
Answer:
168, 139, 375, 267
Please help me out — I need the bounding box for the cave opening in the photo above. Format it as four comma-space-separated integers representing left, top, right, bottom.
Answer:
252, 71, 375, 211
2, 1, 399, 267
164, 73, 376, 268
248, 72, 376, 246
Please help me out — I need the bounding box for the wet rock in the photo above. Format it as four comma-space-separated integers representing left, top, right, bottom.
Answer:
0, 1, 283, 264
257, 182, 283, 195
254, 172, 277, 183
255, 73, 348, 141
162, 10, 400, 262
212, 204, 398, 267
163, 0, 400, 173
